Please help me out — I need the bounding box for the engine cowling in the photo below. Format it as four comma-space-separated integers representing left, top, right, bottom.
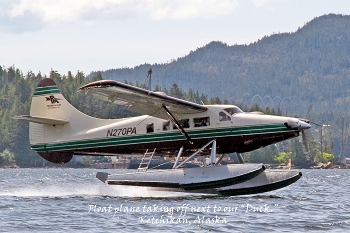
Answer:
38, 151, 73, 164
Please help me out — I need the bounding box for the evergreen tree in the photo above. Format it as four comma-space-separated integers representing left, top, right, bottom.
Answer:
169, 83, 184, 99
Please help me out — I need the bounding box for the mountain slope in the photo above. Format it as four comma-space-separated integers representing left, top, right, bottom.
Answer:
92, 14, 350, 116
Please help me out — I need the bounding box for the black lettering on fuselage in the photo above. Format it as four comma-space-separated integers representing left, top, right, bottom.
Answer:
106, 127, 137, 137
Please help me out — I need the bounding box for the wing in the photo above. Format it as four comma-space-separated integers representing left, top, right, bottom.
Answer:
79, 80, 207, 119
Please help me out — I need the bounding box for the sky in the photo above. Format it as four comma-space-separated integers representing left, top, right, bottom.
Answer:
1, 0, 350, 76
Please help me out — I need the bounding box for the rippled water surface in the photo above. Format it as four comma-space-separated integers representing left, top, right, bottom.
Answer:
1, 168, 349, 232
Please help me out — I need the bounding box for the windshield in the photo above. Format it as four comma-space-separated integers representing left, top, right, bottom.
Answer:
224, 107, 243, 115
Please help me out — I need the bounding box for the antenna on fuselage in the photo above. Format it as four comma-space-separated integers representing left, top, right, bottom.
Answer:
145, 68, 152, 90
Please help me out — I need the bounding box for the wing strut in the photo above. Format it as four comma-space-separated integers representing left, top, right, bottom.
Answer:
162, 105, 193, 144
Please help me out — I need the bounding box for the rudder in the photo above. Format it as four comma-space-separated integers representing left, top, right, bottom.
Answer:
16, 78, 81, 164
30, 78, 72, 124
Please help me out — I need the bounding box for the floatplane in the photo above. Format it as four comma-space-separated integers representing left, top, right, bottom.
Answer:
15, 77, 310, 196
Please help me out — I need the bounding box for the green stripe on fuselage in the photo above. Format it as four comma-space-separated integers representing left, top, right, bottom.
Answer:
34, 86, 60, 96
31, 124, 290, 152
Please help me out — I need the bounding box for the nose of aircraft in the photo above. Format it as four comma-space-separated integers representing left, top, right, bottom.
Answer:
298, 120, 311, 130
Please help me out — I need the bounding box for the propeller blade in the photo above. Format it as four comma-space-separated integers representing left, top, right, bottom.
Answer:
301, 130, 310, 153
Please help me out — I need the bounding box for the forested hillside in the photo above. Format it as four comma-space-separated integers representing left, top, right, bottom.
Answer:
93, 14, 350, 116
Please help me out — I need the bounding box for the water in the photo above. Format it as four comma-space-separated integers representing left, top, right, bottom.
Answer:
0, 168, 349, 232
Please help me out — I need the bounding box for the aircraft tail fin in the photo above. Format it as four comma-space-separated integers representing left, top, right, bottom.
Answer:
15, 78, 87, 164
29, 78, 72, 124
15, 78, 78, 128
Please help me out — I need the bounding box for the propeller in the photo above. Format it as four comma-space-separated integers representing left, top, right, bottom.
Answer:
298, 119, 311, 154
299, 104, 312, 155
301, 129, 310, 153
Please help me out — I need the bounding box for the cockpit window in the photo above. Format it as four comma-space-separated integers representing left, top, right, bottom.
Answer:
219, 111, 231, 121
224, 107, 243, 115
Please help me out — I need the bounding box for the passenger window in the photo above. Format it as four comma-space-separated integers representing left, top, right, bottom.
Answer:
146, 123, 154, 133
182, 119, 190, 128
194, 117, 210, 127
163, 121, 170, 131
173, 119, 190, 129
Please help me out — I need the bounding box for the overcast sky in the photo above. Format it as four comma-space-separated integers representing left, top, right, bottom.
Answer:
1, 0, 350, 76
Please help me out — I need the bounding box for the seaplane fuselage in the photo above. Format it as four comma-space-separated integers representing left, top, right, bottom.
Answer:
16, 78, 309, 196
16, 78, 310, 164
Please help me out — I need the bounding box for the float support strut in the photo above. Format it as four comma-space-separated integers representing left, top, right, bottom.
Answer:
175, 139, 216, 169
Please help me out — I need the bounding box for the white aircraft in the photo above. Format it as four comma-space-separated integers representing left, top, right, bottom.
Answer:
16, 78, 310, 196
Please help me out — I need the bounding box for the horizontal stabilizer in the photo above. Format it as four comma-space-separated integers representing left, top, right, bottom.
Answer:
13, 115, 69, 125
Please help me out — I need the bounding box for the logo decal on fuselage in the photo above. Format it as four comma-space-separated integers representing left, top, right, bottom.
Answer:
46, 95, 60, 104
45, 95, 62, 109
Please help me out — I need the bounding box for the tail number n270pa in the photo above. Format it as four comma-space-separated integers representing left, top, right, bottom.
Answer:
107, 127, 137, 137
